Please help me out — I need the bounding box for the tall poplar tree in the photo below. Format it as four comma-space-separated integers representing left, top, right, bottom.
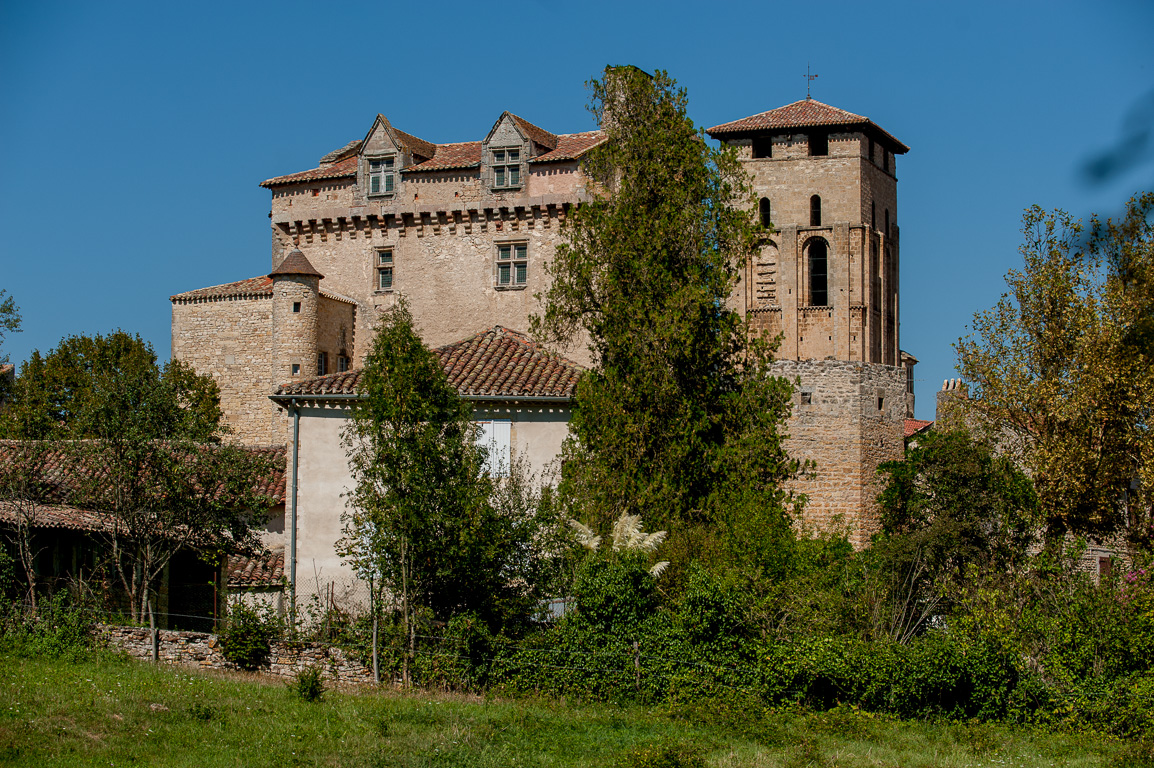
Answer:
533, 67, 800, 576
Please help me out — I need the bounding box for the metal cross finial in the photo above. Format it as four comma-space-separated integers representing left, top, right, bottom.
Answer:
806, 64, 818, 99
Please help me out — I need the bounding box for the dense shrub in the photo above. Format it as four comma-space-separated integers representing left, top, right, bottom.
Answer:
219, 602, 281, 670
290, 665, 325, 702
0, 592, 97, 660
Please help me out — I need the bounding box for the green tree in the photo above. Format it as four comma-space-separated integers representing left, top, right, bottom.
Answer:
956, 193, 1154, 542
532, 66, 799, 577
0, 331, 222, 441
870, 430, 1038, 643
339, 303, 549, 682
0, 331, 271, 622
0, 290, 19, 366
878, 429, 1038, 573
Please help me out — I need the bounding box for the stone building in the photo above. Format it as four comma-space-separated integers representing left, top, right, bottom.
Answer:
169, 92, 916, 602
707, 98, 913, 545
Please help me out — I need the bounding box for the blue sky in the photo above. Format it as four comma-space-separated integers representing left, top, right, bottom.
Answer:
1, 0, 1151, 420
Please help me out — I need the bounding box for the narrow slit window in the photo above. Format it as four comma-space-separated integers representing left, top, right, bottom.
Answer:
810, 195, 822, 227
759, 198, 772, 229
808, 240, 828, 306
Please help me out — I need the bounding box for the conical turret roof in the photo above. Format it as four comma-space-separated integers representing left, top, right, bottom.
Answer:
269, 249, 324, 280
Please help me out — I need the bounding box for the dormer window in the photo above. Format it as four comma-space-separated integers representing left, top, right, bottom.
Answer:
368, 156, 395, 196
492, 147, 522, 189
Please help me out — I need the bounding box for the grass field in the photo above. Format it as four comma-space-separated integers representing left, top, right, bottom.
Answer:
0, 652, 1140, 767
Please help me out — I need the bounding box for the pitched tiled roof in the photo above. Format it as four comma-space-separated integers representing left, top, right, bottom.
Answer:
510, 114, 558, 150
707, 98, 909, 153
404, 141, 482, 172
0, 442, 288, 508
531, 131, 606, 163
904, 418, 934, 439
319, 139, 363, 165
438, 327, 582, 397
260, 154, 358, 188
392, 126, 437, 160
274, 327, 583, 400
227, 547, 284, 588
269, 249, 323, 279
171, 276, 274, 303
264, 122, 604, 185
0, 502, 120, 534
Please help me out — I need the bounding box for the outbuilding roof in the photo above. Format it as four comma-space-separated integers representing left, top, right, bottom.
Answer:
0, 443, 288, 533
903, 418, 934, 439
706, 97, 909, 153
273, 327, 584, 401
227, 547, 285, 589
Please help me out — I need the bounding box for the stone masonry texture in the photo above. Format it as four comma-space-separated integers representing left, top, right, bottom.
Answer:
170, 97, 914, 546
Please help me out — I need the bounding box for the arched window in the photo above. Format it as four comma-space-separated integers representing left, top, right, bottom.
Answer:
810, 195, 822, 227
808, 240, 828, 307
759, 197, 772, 229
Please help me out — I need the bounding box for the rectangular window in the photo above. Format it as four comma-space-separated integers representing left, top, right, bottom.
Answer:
368, 156, 395, 196
496, 243, 528, 288
291, 363, 301, 377
338, 355, 349, 373
752, 137, 773, 159
492, 147, 521, 189
376, 249, 393, 291
476, 419, 512, 477
317, 351, 328, 376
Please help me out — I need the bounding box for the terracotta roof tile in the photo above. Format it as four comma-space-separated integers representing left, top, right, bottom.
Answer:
263, 122, 602, 185
510, 114, 558, 150
904, 418, 934, 439
707, 98, 909, 153
0, 442, 287, 508
171, 276, 274, 302
274, 327, 583, 400
260, 154, 358, 188
392, 126, 437, 160
531, 132, 605, 163
404, 141, 482, 173
227, 547, 284, 588
319, 139, 363, 165
269, 249, 323, 279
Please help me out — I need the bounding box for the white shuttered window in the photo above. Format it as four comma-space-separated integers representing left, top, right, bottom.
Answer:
476, 420, 511, 477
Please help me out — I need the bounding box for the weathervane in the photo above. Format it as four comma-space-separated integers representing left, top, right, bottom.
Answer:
806, 64, 818, 99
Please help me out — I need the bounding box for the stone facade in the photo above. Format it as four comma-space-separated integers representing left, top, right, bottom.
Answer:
774, 360, 908, 546
170, 92, 917, 557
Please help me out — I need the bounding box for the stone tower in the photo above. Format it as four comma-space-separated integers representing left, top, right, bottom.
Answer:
708, 99, 913, 546
708, 97, 907, 365
270, 249, 323, 384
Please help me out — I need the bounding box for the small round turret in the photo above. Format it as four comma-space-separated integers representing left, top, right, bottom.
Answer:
270, 249, 323, 381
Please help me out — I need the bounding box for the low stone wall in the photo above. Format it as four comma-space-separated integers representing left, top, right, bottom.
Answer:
98, 624, 375, 685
